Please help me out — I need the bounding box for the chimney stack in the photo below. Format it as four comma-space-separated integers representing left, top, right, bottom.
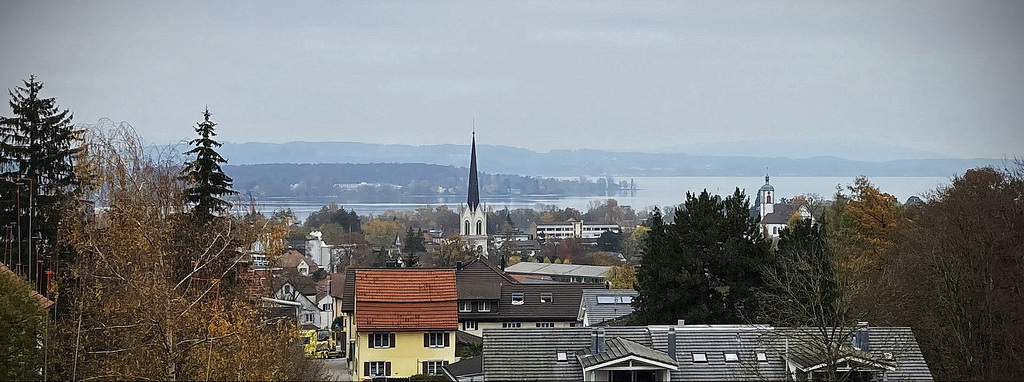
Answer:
590, 329, 599, 354
667, 326, 677, 360
596, 328, 607, 353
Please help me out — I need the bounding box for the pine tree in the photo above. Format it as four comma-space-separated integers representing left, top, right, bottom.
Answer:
181, 108, 236, 222
0, 75, 81, 279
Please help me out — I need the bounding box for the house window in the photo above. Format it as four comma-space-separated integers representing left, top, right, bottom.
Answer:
476, 220, 482, 235
371, 332, 394, 348
463, 320, 477, 330
284, 284, 292, 295
502, 322, 521, 328
540, 293, 552, 303
477, 301, 491, 312
756, 352, 768, 362
773, 226, 779, 235
725, 353, 739, 362
693, 353, 708, 363
365, 361, 390, 377
459, 301, 471, 312
322, 303, 332, 311
556, 352, 568, 362
303, 313, 314, 322
536, 322, 554, 328
424, 332, 449, 348
511, 293, 524, 305
423, 360, 449, 375
464, 220, 470, 235
569, 322, 578, 327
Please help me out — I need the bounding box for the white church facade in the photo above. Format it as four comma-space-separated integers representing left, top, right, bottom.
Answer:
459, 133, 489, 257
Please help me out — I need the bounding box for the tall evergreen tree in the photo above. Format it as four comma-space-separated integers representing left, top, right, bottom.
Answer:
181, 108, 236, 222
634, 189, 770, 325
0, 75, 81, 280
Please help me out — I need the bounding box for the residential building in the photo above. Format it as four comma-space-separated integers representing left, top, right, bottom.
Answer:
455, 258, 588, 338
345, 268, 458, 380
533, 219, 621, 241
271, 273, 329, 329
305, 231, 353, 273
454, 324, 932, 381
459, 133, 488, 257
504, 262, 611, 285
277, 249, 319, 276
578, 289, 638, 326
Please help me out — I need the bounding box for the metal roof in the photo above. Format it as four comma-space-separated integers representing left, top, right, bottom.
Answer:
504, 262, 611, 278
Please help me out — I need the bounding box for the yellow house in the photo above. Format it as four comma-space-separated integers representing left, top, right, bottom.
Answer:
344, 268, 458, 380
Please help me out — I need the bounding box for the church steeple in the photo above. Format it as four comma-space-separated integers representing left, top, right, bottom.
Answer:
467, 132, 480, 211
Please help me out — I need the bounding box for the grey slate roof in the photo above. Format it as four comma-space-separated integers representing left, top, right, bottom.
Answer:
481, 325, 933, 381
504, 262, 610, 279
482, 327, 651, 381
761, 204, 798, 224
497, 283, 589, 321
444, 355, 482, 380
579, 289, 638, 326
456, 258, 516, 300
578, 336, 676, 368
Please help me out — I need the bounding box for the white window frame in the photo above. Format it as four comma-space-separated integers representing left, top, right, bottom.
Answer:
463, 320, 477, 330
427, 332, 446, 348
459, 301, 471, 312
725, 353, 739, 362
425, 360, 445, 375
371, 332, 392, 348
368, 361, 387, 376
478, 301, 491, 312
693, 353, 708, 363
536, 322, 554, 328
511, 293, 524, 305
502, 322, 521, 328
540, 293, 553, 303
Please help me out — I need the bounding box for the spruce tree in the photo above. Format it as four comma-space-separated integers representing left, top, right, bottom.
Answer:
181, 108, 236, 222
0, 75, 80, 279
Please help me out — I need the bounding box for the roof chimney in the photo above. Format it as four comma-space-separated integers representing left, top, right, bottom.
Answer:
596, 328, 606, 353
456, 261, 463, 271
853, 322, 870, 351
590, 329, 599, 354
667, 326, 677, 360
677, 319, 685, 327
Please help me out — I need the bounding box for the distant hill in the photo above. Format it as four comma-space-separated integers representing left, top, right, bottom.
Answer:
210, 141, 1005, 178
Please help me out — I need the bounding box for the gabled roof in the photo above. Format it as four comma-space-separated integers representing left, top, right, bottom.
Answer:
354, 268, 457, 331
355, 268, 457, 302
579, 289, 638, 325
504, 262, 610, 278
578, 336, 677, 370
482, 327, 652, 380
456, 258, 517, 300
273, 273, 318, 296
762, 204, 798, 225
277, 249, 319, 271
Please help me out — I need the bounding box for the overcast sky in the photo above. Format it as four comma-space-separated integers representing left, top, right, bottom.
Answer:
1, 1, 1021, 159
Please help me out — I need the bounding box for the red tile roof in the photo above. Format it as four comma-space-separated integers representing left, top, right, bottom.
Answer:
355, 269, 457, 302
0, 261, 54, 309
357, 301, 458, 331
355, 269, 457, 331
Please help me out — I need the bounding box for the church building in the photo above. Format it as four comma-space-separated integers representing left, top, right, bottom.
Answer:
459, 133, 488, 257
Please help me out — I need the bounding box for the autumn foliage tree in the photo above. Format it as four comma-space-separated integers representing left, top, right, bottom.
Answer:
879, 166, 1024, 380
47, 121, 321, 381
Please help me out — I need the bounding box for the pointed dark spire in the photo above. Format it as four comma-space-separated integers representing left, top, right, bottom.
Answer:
467, 132, 480, 210
765, 167, 770, 184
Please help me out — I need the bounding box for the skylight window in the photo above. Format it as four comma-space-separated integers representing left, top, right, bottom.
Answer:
692, 353, 708, 363
596, 296, 616, 304
725, 353, 739, 362
540, 293, 553, 303
556, 352, 568, 362
756, 352, 768, 362
511, 293, 524, 305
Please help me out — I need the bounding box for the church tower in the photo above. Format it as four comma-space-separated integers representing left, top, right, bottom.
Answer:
460, 132, 488, 256
758, 169, 775, 219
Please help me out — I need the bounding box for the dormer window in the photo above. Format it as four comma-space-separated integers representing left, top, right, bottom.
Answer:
540, 293, 552, 303
511, 293, 524, 305
478, 301, 491, 312
692, 353, 708, 363
459, 302, 471, 312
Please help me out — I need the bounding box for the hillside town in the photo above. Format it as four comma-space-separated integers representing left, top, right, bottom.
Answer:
3, 3, 1024, 381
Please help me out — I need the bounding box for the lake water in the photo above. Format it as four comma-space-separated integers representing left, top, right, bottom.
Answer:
251, 176, 951, 223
